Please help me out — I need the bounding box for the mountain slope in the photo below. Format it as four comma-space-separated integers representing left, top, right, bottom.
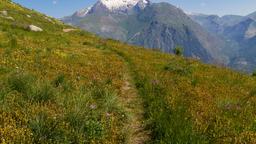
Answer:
224, 17, 256, 72
190, 14, 245, 34
127, 3, 218, 63
0, 1, 148, 143
1, 0, 256, 143
248, 11, 256, 20
62, 0, 228, 63
229, 33, 256, 71
191, 13, 256, 72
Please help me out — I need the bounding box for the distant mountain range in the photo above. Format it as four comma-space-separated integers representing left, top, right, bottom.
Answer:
62, 0, 256, 72
190, 12, 256, 72
62, 0, 228, 63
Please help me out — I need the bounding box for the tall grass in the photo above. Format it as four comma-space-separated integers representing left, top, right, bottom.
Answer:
29, 112, 63, 143
117, 52, 206, 143
0, 71, 128, 143
136, 78, 205, 143
1, 1, 256, 143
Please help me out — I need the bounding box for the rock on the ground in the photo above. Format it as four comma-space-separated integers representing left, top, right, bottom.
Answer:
63, 28, 77, 32
26, 14, 31, 18
5, 16, 14, 21
45, 17, 52, 22
0, 10, 8, 16
27, 25, 43, 32
44, 17, 55, 24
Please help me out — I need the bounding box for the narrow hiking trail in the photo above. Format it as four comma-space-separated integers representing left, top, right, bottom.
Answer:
120, 73, 150, 144
106, 47, 150, 144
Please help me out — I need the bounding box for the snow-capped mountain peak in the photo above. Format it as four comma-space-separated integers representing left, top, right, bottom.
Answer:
72, 0, 150, 18
99, 0, 147, 11
94, 0, 150, 13
74, 6, 92, 17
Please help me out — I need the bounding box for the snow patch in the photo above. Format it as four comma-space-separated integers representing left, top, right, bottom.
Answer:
75, 6, 92, 17
99, 0, 149, 11
73, 0, 150, 17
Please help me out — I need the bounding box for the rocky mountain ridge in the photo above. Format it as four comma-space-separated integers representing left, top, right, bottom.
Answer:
62, 0, 227, 63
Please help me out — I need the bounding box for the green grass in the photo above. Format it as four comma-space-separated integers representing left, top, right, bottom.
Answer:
1, 0, 256, 143
106, 40, 256, 143
110, 46, 206, 143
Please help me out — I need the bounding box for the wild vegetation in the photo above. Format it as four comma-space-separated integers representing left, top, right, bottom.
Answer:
106, 40, 256, 143
1, 0, 256, 143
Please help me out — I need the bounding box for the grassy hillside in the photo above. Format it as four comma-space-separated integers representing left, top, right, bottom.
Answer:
1, 0, 256, 143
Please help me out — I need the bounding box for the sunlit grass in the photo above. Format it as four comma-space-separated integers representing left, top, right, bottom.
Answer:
1, 0, 256, 143
107, 39, 256, 143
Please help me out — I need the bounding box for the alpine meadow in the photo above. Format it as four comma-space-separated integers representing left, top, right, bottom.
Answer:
1, 0, 256, 143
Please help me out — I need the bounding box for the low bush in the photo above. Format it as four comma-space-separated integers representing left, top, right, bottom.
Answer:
52, 74, 65, 88
173, 46, 183, 56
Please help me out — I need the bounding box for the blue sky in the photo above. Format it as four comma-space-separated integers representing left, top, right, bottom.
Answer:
13, 0, 256, 18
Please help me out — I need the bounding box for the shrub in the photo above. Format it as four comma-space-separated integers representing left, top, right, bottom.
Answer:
252, 71, 256, 77
52, 74, 73, 92
52, 74, 65, 88
191, 78, 198, 87
173, 46, 183, 56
